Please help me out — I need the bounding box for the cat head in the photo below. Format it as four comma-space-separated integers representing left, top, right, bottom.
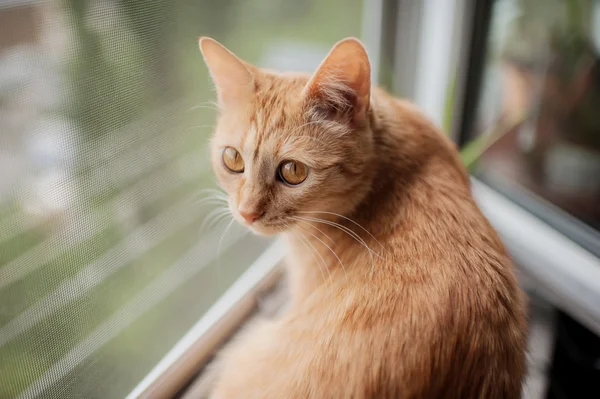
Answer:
199, 37, 374, 235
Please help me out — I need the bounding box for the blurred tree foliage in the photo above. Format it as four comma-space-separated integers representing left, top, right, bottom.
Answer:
63, 0, 240, 143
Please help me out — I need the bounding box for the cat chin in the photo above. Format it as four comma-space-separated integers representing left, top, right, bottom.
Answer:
244, 223, 286, 237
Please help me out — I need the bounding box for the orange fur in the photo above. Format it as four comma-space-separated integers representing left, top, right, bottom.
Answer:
199, 37, 527, 399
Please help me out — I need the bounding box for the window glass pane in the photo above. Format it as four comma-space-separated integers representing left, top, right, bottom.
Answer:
470, 0, 600, 247
0, 1, 364, 397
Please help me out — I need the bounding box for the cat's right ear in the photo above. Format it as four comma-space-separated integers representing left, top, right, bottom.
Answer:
303, 38, 371, 125
198, 37, 254, 109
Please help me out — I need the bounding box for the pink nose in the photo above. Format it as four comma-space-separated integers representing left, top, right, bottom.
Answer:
239, 209, 263, 224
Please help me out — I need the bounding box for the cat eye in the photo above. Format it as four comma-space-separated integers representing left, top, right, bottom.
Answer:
222, 147, 245, 173
278, 160, 308, 185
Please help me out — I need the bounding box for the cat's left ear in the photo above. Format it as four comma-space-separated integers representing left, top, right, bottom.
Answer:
198, 37, 255, 109
304, 38, 371, 124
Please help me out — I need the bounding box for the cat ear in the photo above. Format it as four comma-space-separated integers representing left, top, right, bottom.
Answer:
198, 37, 254, 108
304, 37, 371, 123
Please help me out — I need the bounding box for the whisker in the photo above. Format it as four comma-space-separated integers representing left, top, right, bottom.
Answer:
188, 102, 219, 112
292, 224, 333, 285
292, 215, 382, 259
292, 215, 376, 276
207, 210, 232, 231
195, 197, 228, 207
193, 189, 228, 202
193, 189, 229, 209
200, 207, 230, 232
216, 218, 237, 289
295, 221, 348, 287
284, 223, 327, 287
217, 219, 236, 257
297, 210, 386, 254
301, 220, 336, 246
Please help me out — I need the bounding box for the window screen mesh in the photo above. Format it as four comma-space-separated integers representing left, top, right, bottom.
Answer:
0, 1, 364, 397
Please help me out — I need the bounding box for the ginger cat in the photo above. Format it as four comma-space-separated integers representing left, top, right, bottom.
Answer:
198, 37, 527, 399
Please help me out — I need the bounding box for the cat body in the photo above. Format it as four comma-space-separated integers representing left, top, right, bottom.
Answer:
199, 37, 527, 399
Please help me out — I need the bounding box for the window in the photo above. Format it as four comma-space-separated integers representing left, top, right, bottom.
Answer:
0, 1, 364, 397
465, 0, 600, 256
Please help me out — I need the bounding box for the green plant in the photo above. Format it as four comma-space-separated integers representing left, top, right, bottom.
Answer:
460, 110, 529, 169
443, 75, 456, 135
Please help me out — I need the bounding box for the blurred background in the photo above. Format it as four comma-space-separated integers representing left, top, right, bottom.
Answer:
0, 0, 599, 398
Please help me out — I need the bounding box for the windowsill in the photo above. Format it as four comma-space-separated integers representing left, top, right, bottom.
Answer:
472, 178, 600, 336
178, 274, 289, 398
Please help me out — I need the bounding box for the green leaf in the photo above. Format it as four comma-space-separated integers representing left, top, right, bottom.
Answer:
459, 110, 529, 169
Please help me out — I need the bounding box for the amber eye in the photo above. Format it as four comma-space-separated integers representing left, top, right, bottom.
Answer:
222, 147, 244, 173
278, 161, 309, 185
